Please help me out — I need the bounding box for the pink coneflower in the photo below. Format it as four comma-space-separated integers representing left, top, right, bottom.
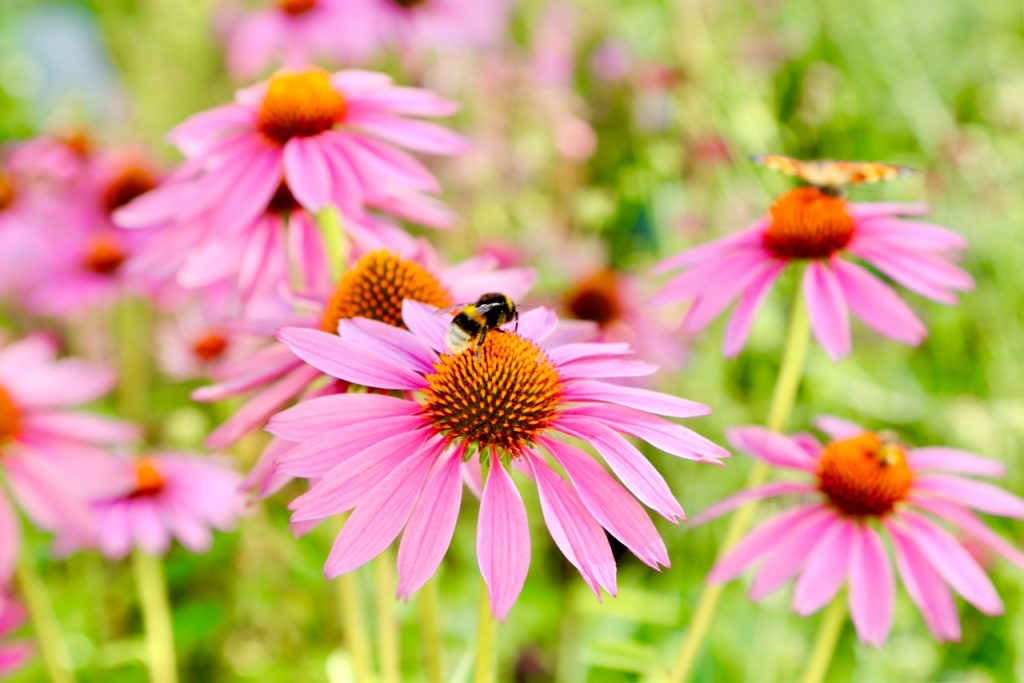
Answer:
270, 301, 727, 619
115, 69, 464, 300
196, 244, 535, 448
155, 294, 262, 381
0, 596, 31, 676
62, 453, 245, 559
653, 188, 972, 360
223, 0, 374, 80
0, 335, 137, 577
698, 418, 1024, 644
564, 268, 685, 374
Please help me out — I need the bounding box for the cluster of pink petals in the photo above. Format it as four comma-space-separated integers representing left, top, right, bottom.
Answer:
269, 301, 727, 619
0, 335, 137, 578
0, 596, 30, 676
115, 69, 468, 300
199, 240, 534, 451
698, 417, 1024, 645
64, 453, 246, 559
653, 203, 973, 360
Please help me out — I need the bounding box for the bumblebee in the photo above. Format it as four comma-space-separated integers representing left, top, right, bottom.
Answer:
445, 293, 518, 357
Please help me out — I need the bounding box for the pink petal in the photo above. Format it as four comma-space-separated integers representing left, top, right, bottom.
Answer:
682, 258, 781, 334
832, 259, 926, 345
749, 507, 835, 600
691, 482, 815, 526
913, 474, 1024, 518
284, 137, 333, 211
205, 365, 320, 448
886, 521, 961, 641
793, 516, 856, 615
401, 299, 449, 352
20, 412, 138, 445
853, 217, 968, 251
804, 261, 850, 361
908, 448, 1005, 477
526, 452, 617, 597
895, 511, 1003, 615
709, 505, 825, 583
542, 437, 668, 569
727, 426, 817, 471
268, 392, 421, 441
908, 497, 1024, 569
278, 327, 426, 390
324, 444, 438, 577
396, 450, 464, 598
337, 317, 436, 374
559, 405, 728, 462
477, 463, 531, 621
276, 416, 431, 478
814, 416, 864, 441
723, 261, 785, 357
546, 342, 632, 365
349, 115, 470, 155
847, 524, 894, 646
0, 492, 19, 583
561, 380, 710, 418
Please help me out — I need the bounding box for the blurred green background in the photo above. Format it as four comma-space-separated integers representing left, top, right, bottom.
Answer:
2, 0, 1023, 681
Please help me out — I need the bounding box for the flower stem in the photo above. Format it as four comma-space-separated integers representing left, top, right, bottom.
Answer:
315, 205, 348, 281
336, 571, 373, 683
15, 546, 76, 683
374, 551, 400, 683
131, 551, 178, 683
473, 579, 498, 683
799, 598, 847, 683
417, 577, 444, 683
669, 283, 811, 683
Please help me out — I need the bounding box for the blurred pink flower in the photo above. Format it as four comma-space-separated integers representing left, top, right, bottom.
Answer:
699, 418, 1024, 645
224, 0, 374, 80
156, 294, 263, 381
196, 243, 534, 449
270, 302, 726, 619
69, 454, 245, 559
653, 188, 972, 360
0, 596, 31, 676
0, 335, 137, 577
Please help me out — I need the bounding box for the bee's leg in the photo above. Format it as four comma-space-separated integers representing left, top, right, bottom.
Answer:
475, 329, 488, 361
513, 310, 519, 333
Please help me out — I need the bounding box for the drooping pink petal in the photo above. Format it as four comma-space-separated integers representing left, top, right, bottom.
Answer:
526, 452, 617, 597
814, 416, 864, 441
0, 492, 18, 583
401, 299, 449, 352
396, 449, 464, 598
349, 114, 471, 155
727, 426, 817, 471
913, 474, 1024, 518
277, 327, 426, 390
691, 481, 815, 526
886, 520, 961, 642
477, 462, 531, 621
709, 505, 825, 584
803, 261, 850, 361
832, 259, 926, 345
561, 380, 710, 418
324, 443, 439, 578
852, 217, 967, 252
652, 221, 766, 274
847, 524, 894, 646
275, 416, 430, 478
283, 137, 333, 211
542, 437, 668, 569
268, 392, 422, 441
723, 261, 785, 357
908, 497, 1024, 569
20, 412, 138, 445
895, 511, 1003, 615
908, 447, 1005, 477
337, 317, 436, 373
792, 515, 856, 615
749, 507, 835, 600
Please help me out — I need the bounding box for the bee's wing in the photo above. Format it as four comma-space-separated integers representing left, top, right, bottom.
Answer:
431, 305, 465, 317
472, 302, 505, 316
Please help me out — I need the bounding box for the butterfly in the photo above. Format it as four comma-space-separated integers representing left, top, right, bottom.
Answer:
751, 154, 913, 195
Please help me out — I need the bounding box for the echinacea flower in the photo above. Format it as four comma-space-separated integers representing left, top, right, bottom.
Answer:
59, 453, 245, 558
196, 243, 534, 448
653, 188, 973, 360
269, 301, 727, 619
156, 293, 262, 381
223, 0, 374, 80
0, 596, 31, 676
698, 417, 1024, 645
114, 68, 468, 285
0, 335, 137, 578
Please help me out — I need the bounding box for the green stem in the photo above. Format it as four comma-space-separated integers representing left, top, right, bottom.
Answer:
669, 283, 811, 683
115, 297, 152, 423
473, 579, 497, 683
799, 598, 847, 683
417, 577, 444, 683
132, 551, 177, 683
337, 571, 373, 683
374, 551, 400, 683
315, 206, 348, 282
15, 546, 76, 683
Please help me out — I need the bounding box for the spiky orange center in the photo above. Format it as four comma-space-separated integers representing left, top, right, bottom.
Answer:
0, 384, 21, 444
0, 172, 14, 212
320, 251, 452, 332
817, 432, 912, 517
278, 0, 317, 15
193, 333, 229, 362
131, 459, 166, 498
566, 269, 622, 327
258, 70, 346, 145
763, 187, 855, 259
422, 332, 563, 452
84, 234, 127, 275
103, 165, 157, 215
